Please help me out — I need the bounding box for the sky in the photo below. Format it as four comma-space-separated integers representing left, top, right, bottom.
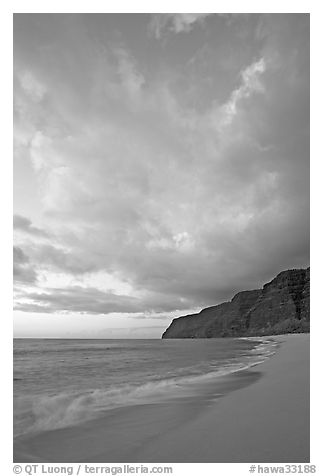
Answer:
13, 13, 310, 338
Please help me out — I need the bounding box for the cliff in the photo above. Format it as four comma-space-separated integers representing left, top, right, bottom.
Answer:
162, 267, 310, 338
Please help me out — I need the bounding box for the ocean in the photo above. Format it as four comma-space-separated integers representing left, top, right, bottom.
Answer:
13, 337, 277, 442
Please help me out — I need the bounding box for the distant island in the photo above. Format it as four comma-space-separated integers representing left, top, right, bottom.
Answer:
162, 267, 310, 338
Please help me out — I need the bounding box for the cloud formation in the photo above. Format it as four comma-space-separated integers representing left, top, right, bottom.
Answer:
13, 14, 309, 324
14, 285, 194, 315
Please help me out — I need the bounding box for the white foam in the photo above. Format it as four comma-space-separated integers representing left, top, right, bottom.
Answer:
14, 339, 278, 437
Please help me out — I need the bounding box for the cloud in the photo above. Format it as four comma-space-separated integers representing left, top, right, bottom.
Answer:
13, 14, 309, 319
13, 246, 38, 284
14, 214, 49, 237
27, 243, 98, 275
219, 58, 266, 126
18, 70, 46, 102
149, 13, 214, 39
14, 285, 195, 315
113, 47, 145, 98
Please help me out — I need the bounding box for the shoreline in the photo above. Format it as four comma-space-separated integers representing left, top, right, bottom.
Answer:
139, 333, 310, 463
14, 333, 309, 463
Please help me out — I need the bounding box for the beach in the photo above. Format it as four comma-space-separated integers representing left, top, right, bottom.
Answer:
137, 333, 310, 463
13, 333, 309, 463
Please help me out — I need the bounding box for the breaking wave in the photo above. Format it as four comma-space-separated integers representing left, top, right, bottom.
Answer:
14, 338, 277, 437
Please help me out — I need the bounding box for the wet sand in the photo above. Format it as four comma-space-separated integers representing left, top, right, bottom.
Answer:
14, 333, 309, 463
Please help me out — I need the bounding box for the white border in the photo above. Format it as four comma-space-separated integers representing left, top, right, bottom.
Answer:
2, 4, 320, 474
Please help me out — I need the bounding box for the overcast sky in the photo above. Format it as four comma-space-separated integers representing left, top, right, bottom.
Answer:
13, 13, 309, 338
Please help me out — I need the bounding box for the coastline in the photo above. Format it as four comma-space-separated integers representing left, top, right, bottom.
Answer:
137, 333, 310, 463
14, 333, 309, 463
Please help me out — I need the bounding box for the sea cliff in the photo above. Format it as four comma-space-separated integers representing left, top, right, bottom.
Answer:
162, 267, 310, 338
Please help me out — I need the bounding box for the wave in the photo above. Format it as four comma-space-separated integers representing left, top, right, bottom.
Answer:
14, 338, 277, 437
239, 337, 278, 358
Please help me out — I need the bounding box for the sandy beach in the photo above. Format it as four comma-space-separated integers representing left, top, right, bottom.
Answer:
138, 333, 310, 463
14, 333, 309, 463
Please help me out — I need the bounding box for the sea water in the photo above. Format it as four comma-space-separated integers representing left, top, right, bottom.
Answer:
13, 337, 277, 439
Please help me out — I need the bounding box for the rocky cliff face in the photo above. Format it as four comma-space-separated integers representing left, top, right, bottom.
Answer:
162, 267, 310, 338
